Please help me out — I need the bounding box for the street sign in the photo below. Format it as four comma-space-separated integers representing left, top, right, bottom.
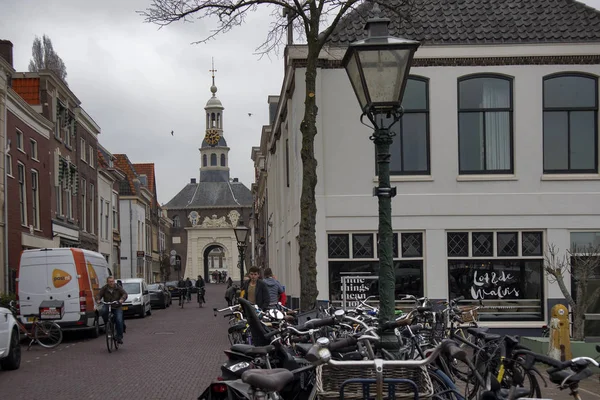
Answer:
170, 250, 177, 256
137, 251, 145, 257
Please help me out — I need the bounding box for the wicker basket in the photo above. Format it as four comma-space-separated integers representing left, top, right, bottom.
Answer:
316, 363, 433, 399
460, 307, 478, 323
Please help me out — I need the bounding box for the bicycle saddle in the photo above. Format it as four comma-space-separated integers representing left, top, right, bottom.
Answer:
242, 368, 295, 392
467, 327, 501, 341
498, 387, 531, 399
231, 344, 276, 356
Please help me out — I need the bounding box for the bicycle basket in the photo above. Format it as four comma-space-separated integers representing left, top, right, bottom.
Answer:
316, 363, 433, 399
459, 307, 478, 323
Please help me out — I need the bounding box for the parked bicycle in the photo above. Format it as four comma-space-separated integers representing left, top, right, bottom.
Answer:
8, 300, 62, 350
99, 301, 120, 353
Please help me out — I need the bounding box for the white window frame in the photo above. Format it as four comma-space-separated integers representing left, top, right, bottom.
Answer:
30, 139, 38, 161
31, 169, 40, 229
90, 184, 95, 234
80, 138, 86, 162
81, 178, 87, 231
16, 129, 24, 152
112, 191, 118, 231
100, 197, 104, 239
65, 187, 72, 220
56, 182, 63, 216
88, 145, 95, 169
17, 162, 27, 225
105, 201, 110, 240
6, 154, 13, 177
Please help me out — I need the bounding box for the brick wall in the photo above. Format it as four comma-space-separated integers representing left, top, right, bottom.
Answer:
6, 109, 52, 274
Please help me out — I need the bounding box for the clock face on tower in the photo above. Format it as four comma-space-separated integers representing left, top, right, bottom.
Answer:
205, 129, 220, 146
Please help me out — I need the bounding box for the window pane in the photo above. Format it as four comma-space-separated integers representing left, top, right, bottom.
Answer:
459, 112, 484, 171
522, 232, 543, 256
459, 78, 511, 109
497, 232, 518, 256
401, 113, 428, 173
570, 232, 600, 252
448, 260, 543, 321
401, 233, 423, 257
352, 234, 374, 258
472, 232, 493, 257
402, 78, 427, 110
328, 234, 349, 258
448, 232, 469, 257
570, 111, 596, 170
544, 76, 597, 108
543, 111, 569, 171
484, 112, 511, 170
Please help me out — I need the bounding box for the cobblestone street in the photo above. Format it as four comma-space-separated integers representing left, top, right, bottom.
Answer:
0, 283, 231, 400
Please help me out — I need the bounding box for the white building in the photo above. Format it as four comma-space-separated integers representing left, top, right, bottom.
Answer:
256, 0, 600, 334
114, 154, 153, 281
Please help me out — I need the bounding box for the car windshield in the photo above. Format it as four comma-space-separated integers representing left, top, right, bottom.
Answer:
122, 283, 141, 294
166, 281, 178, 287
148, 284, 160, 290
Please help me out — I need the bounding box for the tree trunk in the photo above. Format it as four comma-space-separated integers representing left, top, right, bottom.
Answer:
298, 42, 320, 311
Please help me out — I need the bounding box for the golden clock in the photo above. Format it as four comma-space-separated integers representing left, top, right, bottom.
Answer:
205, 129, 220, 146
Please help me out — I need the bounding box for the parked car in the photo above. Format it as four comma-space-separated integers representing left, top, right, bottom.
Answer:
148, 283, 171, 309
0, 304, 21, 370
17, 248, 110, 338
120, 278, 152, 318
165, 281, 182, 299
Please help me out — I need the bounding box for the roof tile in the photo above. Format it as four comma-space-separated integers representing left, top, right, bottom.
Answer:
328, 0, 600, 46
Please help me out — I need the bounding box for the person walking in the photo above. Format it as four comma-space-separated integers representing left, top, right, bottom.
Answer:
242, 267, 269, 310
262, 268, 284, 308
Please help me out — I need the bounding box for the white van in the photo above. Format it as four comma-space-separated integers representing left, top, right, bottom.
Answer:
119, 278, 152, 318
17, 248, 111, 338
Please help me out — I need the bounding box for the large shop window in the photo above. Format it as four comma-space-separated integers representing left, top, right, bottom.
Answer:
458, 75, 513, 174
570, 232, 600, 338
328, 232, 424, 306
543, 74, 598, 174
447, 231, 544, 321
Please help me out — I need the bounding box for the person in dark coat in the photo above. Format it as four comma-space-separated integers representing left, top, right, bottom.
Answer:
242, 266, 270, 310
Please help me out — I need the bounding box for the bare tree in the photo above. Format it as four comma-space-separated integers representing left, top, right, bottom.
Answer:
28, 35, 68, 85
160, 253, 172, 282
139, 0, 413, 311
545, 243, 600, 341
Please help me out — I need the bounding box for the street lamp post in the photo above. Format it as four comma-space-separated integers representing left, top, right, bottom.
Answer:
342, 8, 420, 324
234, 218, 249, 286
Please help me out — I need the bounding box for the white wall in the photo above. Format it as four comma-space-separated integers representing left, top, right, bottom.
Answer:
118, 199, 146, 279
265, 49, 600, 308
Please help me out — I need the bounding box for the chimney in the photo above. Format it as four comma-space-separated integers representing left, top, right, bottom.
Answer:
190, 178, 197, 184
233, 178, 239, 182
133, 178, 141, 194
0, 40, 13, 66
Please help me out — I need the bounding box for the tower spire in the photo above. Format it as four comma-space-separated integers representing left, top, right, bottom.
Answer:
209, 57, 218, 96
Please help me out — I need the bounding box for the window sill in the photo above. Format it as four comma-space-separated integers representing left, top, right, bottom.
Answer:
7, 174, 14, 179
457, 174, 517, 182
54, 135, 62, 144
17, 148, 26, 155
32, 158, 39, 163
65, 144, 73, 151
541, 173, 600, 181
373, 175, 434, 182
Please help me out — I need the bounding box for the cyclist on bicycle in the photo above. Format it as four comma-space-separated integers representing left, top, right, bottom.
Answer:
177, 278, 188, 302
95, 276, 127, 344
185, 277, 193, 302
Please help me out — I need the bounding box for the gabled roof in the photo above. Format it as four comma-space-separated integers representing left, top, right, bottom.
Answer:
329, 0, 600, 46
114, 154, 139, 196
164, 181, 253, 209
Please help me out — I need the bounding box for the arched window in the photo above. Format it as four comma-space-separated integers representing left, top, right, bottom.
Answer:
458, 74, 513, 174
172, 215, 180, 228
211, 113, 216, 128
543, 73, 598, 173
202, 154, 207, 167
220, 154, 226, 166
211, 153, 217, 166
217, 113, 221, 129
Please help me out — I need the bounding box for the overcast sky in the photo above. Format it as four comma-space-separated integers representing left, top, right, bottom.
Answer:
2, 0, 600, 205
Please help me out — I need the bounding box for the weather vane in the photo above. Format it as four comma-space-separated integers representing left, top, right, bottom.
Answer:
209, 57, 217, 86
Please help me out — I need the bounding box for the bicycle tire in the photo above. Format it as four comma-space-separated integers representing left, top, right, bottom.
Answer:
34, 321, 63, 349
180, 293, 185, 308
106, 319, 115, 353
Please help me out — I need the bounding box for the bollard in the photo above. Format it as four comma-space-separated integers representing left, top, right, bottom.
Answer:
548, 304, 572, 361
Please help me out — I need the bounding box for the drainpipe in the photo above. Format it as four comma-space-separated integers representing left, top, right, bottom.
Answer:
129, 200, 133, 279
3, 87, 9, 293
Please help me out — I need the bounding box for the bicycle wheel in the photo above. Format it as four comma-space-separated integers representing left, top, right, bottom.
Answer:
180, 293, 184, 308
106, 319, 115, 353
34, 321, 63, 349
